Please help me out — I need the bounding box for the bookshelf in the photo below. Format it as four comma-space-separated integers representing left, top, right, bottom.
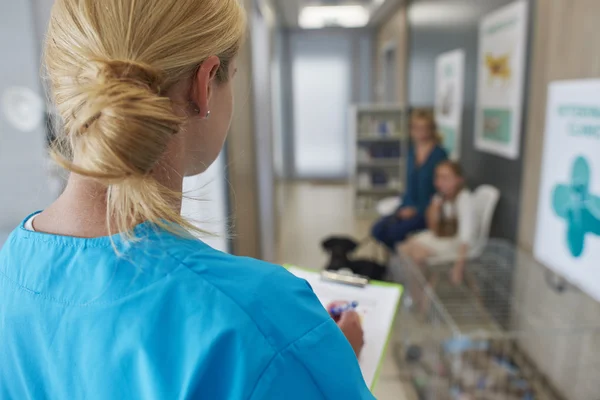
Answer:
351, 104, 407, 216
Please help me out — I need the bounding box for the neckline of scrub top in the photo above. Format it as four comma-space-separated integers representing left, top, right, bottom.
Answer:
15, 211, 180, 249
1, 213, 201, 305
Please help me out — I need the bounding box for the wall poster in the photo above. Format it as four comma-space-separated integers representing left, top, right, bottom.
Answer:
475, 0, 528, 160
534, 80, 600, 302
435, 49, 465, 160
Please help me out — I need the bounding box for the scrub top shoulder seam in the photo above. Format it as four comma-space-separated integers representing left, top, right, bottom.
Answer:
247, 318, 331, 400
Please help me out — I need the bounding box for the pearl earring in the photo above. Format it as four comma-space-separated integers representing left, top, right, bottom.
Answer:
205, 111, 211, 120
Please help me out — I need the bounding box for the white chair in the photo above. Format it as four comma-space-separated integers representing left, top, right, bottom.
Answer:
376, 196, 402, 217
426, 185, 500, 267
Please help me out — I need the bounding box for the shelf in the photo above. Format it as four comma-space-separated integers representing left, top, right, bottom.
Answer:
356, 187, 402, 195
357, 159, 401, 168
357, 136, 403, 142
352, 104, 405, 218
355, 104, 404, 113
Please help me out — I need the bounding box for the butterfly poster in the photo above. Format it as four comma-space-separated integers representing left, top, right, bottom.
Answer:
474, 0, 528, 159
534, 80, 600, 302
435, 49, 465, 160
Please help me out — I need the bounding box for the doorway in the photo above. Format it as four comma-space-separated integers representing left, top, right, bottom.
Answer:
290, 33, 353, 180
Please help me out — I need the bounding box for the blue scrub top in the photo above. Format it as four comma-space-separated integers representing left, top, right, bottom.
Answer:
0, 216, 374, 400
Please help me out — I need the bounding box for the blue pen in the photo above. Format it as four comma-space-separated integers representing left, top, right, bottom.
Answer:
329, 301, 359, 317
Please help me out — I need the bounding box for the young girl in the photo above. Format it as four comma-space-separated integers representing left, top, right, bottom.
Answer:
371, 110, 448, 251
401, 161, 476, 286
0, 1, 372, 399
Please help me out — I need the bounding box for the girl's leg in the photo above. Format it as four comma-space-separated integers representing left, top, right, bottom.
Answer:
398, 241, 419, 307
400, 239, 433, 312
407, 243, 436, 315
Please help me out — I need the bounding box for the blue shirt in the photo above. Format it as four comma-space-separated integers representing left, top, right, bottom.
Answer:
401, 145, 448, 216
0, 216, 373, 400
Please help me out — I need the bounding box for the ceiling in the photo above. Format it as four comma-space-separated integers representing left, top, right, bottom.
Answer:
274, 0, 403, 28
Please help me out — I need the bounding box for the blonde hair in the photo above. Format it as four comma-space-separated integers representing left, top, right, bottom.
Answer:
411, 109, 443, 144
44, 0, 246, 237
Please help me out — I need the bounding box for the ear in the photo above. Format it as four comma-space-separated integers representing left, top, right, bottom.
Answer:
322, 238, 336, 251
191, 56, 221, 117
343, 239, 358, 253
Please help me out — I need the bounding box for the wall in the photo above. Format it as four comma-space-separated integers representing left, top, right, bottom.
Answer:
405, 0, 533, 242
516, 1, 600, 399
251, 0, 278, 261
0, 0, 54, 244
271, 29, 286, 179
224, 0, 282, 260
375, 6, 408, 104
31, 0, 54, 52
224, 0, 263, 258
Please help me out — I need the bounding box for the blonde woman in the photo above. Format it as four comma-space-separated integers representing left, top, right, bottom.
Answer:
372, 109, 448, 250
0, 1, 372, 399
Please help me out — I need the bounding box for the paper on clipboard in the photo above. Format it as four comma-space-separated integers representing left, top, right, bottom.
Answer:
289, 267, 402, 389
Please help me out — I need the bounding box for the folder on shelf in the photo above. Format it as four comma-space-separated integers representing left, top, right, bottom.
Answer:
286, 266, 403, 391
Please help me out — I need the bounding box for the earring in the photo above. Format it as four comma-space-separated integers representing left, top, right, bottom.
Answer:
205, 111, 211, 120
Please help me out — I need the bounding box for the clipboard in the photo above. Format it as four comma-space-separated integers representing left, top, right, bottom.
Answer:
286, 265, 403, 391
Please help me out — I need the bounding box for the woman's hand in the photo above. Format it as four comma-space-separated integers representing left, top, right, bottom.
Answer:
327, 302, 364, 358
396, 207, 417, 220
336, 311, 365, 358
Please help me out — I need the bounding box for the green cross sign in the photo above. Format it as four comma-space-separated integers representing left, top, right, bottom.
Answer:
552, 156, 600, 257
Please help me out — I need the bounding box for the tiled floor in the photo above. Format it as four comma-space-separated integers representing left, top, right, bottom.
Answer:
275, 181, 409, 400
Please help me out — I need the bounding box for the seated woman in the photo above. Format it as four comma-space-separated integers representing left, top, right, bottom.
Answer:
400, 161, 476, 286
372, 109, 448, 251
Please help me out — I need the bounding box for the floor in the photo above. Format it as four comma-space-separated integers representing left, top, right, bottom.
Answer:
275, 181, 409, 400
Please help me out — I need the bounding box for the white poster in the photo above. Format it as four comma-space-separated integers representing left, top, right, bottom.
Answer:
474, 0, 528, 160
435, 49, 465, 160
534, 80, 600, 302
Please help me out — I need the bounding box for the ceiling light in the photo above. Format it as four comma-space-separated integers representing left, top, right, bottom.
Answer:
299, 5, 370, 29
408, 1, 480, 27
409, 2, 481, 27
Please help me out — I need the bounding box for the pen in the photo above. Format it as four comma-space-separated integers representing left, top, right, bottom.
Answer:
329, 301, 359, 317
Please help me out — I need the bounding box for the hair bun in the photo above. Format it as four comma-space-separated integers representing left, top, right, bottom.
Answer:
91, 59, 165, 94
61, 58, 183, 181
